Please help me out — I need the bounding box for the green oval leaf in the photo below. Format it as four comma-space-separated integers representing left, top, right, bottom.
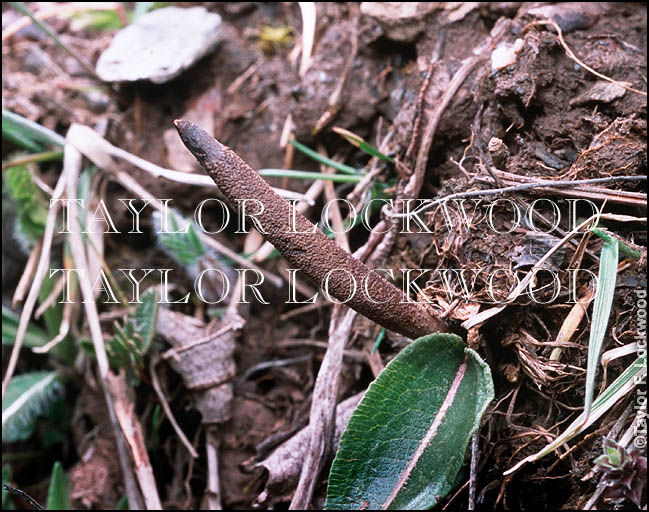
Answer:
2, 371, 62, 443
325, 333, 493, 510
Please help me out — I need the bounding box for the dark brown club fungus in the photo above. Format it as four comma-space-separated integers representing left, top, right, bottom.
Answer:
174, 120, 447, 339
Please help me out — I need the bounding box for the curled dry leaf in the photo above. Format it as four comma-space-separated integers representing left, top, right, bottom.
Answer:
157, 307, 243, 424
253, 392, 364, 507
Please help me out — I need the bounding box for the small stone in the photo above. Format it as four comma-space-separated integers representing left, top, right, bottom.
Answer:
82, 90, 111, 114
569, 81, 628, 106
23, 46, 48, 75
96, 6, 222, 84
360, 2, 442, 42
491, 38, 524, 71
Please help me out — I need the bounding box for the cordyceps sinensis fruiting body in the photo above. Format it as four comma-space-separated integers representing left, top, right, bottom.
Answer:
174, 120, 447, 339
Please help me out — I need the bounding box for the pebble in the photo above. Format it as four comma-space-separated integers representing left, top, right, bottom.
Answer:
569, 81, 628, 106
360, 2, 442, 42
96, 6, 222, 83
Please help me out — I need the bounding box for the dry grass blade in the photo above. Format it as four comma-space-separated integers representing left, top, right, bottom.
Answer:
1, 173, 65, 400
298, 2, 316, 77
67, 123, 309, 201
62, 137, 144, 509
11, 238, 42, 307
549, 287, 594, 361
149, 359, 199, 459
107, 372, 163, 510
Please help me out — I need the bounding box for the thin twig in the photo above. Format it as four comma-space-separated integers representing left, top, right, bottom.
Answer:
526, 19, 647, 96
2, 485, 43, 510
11, 238, 42, 308
468, 432, 480, 510
205, 426, 223, 510
149, 359, 199, 458
462, 213, 647, 329
393, 175, 647, 218
475, 170, 647, 208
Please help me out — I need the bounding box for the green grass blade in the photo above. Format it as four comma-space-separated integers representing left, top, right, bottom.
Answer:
333, 126, 395, 163
591, 228, 641, 261
290, 139, 360, 175
46, 461, 70, 510
370, 328, 386, 355
505, 351, 646, 475
584, 238, 618, 417
2, 109, 65, 149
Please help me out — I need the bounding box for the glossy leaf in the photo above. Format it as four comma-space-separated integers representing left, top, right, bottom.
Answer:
325, 333, 493, 510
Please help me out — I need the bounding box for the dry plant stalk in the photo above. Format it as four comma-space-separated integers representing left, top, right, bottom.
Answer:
174, 120, 447, 339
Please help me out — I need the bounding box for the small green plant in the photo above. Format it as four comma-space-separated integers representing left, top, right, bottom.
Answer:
3, 163, 48, 242
256, 25, 293, 54
506, 231, 646, 475
106, 289, 159, 385
154, 209, 206, 271
594, 437, 647, 508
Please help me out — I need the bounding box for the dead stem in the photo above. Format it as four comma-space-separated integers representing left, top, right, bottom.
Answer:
2, 173, 65, 400
63, 138, 146, 509
290, 308, 357, 509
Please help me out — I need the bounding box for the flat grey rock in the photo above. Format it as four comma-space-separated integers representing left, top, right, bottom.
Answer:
96, 6, 222, 84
